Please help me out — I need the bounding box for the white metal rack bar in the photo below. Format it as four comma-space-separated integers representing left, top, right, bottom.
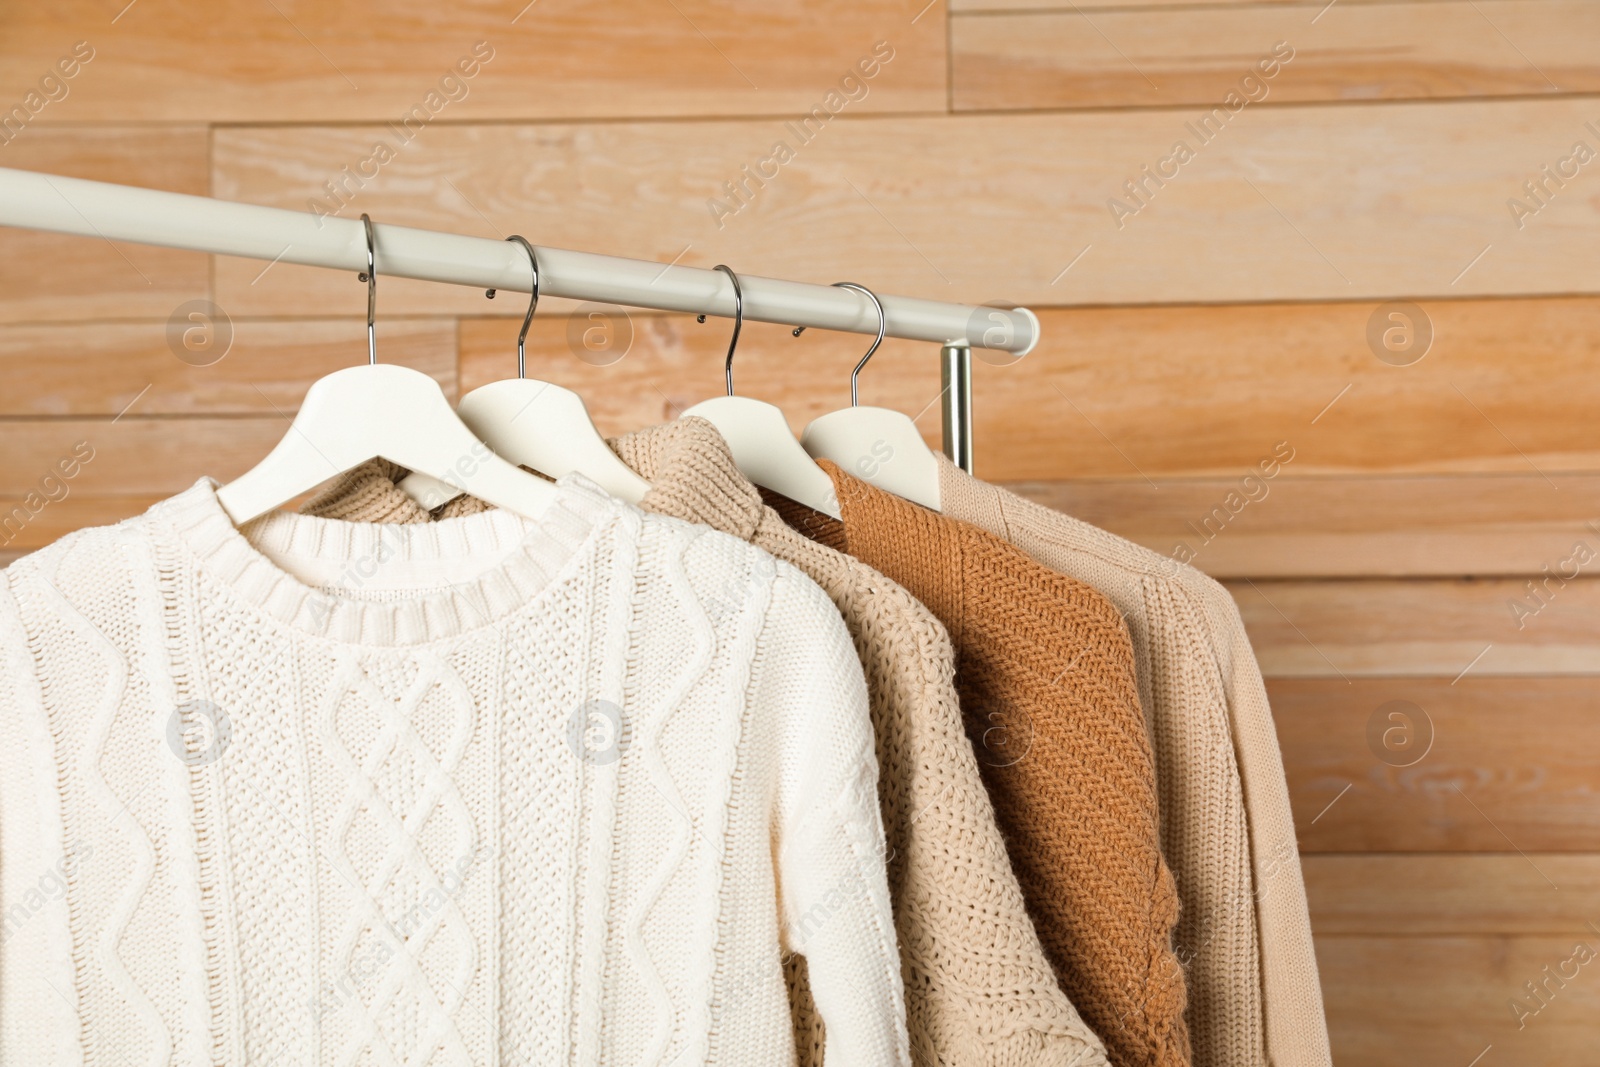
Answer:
0, 165, 1032, 466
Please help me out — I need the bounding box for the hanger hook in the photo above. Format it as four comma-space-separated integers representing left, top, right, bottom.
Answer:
832, 282, 885, 407
485, 236, 540, 379
695, 264, 742, 395
358, 213, 377, 365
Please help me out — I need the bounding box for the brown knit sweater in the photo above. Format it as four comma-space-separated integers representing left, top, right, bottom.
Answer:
302, 421, 1111, 1067
771, 463, 1190, 1067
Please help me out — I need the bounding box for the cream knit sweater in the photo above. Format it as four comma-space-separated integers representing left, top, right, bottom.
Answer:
0, 475, 910, 1066
302, 419, 1111, 1067
936, 458, 1330, 1067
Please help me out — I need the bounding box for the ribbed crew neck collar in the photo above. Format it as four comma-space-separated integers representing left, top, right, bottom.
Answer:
155, 474, 621, 646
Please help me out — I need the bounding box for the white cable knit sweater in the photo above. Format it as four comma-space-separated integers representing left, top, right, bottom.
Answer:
0, 475, 909, 1066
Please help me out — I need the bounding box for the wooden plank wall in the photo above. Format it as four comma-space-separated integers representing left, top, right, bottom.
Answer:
2, 1, 1597, 1061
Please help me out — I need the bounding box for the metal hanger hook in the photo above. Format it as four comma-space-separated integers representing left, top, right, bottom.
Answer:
358, 213, 377, 365
832, 282, 885, 406
485, 236, 540, 379
696, 264, 742, 395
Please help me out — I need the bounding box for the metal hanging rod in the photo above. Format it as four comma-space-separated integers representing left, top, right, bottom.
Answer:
0, 166, 1039, 357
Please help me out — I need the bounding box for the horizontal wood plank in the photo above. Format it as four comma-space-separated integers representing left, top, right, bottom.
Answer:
1233, 578, 1600, 677
0, 1, 942, 123
950, 0, 1358, 9
447, 296, 1600, 482
1274, 676, 1600, 852
0, 127, 210, 324
953, 2, 1598, 111
1012, 472, 1600, 578
15, 292, 1600, 486
211, 101, 1600, 318
1304, 854, 1600, 935
0, 420, 287, 499
0, 319, 455, 416
1319, 935, 1600, 1066
979, 296, 1600, 481
950, 0, 1478, 9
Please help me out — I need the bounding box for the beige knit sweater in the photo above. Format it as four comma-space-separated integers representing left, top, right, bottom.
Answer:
935, 458, 1330, 1067
302, 421, 1111, 1067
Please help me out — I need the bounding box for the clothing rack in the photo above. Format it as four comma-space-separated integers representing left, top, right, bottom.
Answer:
0, 166, 1041, 470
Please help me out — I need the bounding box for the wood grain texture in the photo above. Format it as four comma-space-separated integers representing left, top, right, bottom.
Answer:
980, 297, 1600, 481
0, 127, 210, 324
0, 319, 455, 416
1233, 578, 1600, 677
1012, 472, 1600, 578
952, 2, 1597, 111
17, 291, 1600, 487
951, 0, 1362, 9
1274, 676, 1600, 852
1319, 936, 1600, 1066
0, 1, 943, 122
0, 420, 288, 501
1304, 854, 1600, 935
458, 296, 1600, 482
212, 100, 1600, 315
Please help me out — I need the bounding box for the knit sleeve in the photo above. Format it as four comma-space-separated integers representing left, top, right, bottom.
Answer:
0, 571, 81, 1061
754, 564, 910, 1067
1200, 579, 1331, 1066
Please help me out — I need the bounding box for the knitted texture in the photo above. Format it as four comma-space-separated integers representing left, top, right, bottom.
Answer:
299, 459, 496, 524
935, 458, 1330, 1067
0, 475, 910, 1066
303, 420, 1112, 1067
772, 464, 1189, 1067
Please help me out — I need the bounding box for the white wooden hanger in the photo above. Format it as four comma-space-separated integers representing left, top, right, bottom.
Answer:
682, 265, 841, 519
398, 235, 650, 509
216, 214, 560, 525
799, 283, 942, 512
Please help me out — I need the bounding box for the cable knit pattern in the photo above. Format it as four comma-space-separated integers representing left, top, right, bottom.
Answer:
300, 420, 1111, 1067
0, 475, 908, 1066
934, 459, 1330, 1067
769, 464, 1190, 1067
